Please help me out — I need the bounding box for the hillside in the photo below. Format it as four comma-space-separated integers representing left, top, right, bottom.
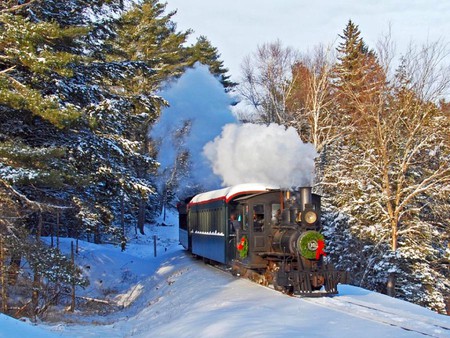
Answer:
1, 212, 449, 338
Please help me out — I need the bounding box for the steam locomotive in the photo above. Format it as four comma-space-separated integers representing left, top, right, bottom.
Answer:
178, 183, 347, 296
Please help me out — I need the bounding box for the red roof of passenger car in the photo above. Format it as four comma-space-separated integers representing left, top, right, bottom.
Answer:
188, 183, 280, 206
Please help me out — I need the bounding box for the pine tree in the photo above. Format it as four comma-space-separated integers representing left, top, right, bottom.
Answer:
186, 36, 237, 91
111, 0, 191, 90
0, 12, 85, 128
1, 0, 198, 244
333, 20, 385, 132
0, 0, 181, 316
106, 0, 197, 233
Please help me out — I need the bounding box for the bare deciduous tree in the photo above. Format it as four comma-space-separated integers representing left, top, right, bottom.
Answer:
288, 45, 341, 152
238, 39, 300, 124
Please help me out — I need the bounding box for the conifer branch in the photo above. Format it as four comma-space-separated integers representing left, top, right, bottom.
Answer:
0, 65, 16, 74
0, 179, 71, 211
0, 0, 36, 13
1, 71, 26, 89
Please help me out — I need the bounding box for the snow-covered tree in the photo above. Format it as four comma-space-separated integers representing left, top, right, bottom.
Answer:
0, 180, 88, 318
321, 24, 450, 312
0, 0, 194, 317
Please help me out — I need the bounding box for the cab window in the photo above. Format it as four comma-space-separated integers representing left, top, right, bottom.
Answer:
271, 203, 281, 225
242, 204, 249, 231
253, 204, 265, 232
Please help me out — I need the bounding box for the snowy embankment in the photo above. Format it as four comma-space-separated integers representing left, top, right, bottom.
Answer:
1, 219, 450, 338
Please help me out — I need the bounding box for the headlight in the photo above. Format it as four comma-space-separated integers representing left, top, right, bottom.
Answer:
304, 210, 317, 224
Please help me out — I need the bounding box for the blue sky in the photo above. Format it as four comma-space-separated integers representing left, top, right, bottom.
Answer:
165, 0, 450, 82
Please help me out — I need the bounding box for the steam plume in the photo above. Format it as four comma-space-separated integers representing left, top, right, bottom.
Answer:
149, 64, 237, 193
203, 123, 317, 189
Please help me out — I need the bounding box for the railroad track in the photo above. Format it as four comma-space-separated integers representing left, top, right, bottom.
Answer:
303, 295, 450, 338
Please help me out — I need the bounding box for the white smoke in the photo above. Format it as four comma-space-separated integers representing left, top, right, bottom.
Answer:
149, 63, 238, 193
203, 123, 318, 189
150, 64, 318, 195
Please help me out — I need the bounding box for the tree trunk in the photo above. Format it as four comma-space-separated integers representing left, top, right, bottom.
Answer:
69, 241, 75, 312
391, 219, 398, 251
56, 210, 60, 249
8, 254, 21, 286
31, 212, 43, 320
120, 193, 126, 251
120, 193, 125, 235
94, 223, 100, 244
136, 123, 149, 236
387, 218, 398, 297
137, 196, 145, 235
31, 271, 40, 320
0, 236, 7, 313
387, 273, 396, 297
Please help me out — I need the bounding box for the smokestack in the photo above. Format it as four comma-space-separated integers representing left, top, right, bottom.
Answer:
282, 190, 291, 223
299, 187, 312, 211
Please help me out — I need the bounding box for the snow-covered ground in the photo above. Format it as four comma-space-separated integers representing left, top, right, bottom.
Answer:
1, 211, 450, 338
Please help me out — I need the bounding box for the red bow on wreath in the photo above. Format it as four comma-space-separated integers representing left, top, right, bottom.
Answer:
237, 237, 246, 251
315, 239, 326, 260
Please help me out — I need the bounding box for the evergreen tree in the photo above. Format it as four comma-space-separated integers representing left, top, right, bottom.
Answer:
0, 0, 188, 316
0, 11, 85, 127
111, 0, 191, 90
1, 1, 96, 316
106, 0, 197, 233
186, 36, 237, 91
333, 20, 385, 132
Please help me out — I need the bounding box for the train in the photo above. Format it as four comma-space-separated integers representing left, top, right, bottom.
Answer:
178, 183, 347, 296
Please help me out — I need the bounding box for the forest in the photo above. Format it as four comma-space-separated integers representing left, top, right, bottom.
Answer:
0, 0, 449, 320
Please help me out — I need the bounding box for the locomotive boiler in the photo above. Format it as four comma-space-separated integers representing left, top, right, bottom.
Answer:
178, 183, 347, 296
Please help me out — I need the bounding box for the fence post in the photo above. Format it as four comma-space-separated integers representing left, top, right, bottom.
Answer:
153, 235, 157, 257
70, 241, 75, 312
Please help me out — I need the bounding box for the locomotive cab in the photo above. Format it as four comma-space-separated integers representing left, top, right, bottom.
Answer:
229, 191, 282, 266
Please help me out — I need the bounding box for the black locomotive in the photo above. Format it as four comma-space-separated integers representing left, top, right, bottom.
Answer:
178, 183, 347, 296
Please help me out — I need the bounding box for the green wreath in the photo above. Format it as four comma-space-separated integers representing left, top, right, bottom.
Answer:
297, 231, 325, 259
237, 236, 248, 259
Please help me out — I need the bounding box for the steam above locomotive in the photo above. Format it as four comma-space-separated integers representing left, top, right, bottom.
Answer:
178, 183, 347, 295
